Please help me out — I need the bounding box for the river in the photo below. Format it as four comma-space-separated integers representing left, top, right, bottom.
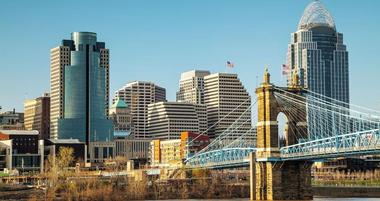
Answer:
153, 198, 380, 201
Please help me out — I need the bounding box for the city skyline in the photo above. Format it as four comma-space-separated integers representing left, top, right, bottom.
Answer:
1, 0, 380, 112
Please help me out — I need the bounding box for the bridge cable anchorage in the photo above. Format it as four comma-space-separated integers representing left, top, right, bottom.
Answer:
186, 96, 254, 148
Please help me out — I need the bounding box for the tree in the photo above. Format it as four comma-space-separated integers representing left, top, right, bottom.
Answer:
57, 146, 74, 171
44, 147, 74, 200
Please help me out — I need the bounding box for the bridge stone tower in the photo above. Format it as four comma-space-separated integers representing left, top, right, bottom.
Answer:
250, 69, 312, 200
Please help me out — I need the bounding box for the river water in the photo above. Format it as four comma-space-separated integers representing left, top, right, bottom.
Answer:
154, 198, 380, 201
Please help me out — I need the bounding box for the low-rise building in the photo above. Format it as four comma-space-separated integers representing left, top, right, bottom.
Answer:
114, 133, 151, 168
88, 141, 115, 163
115, 137, 151, 160
44, 139, 86, 162
0, 109, 24, 130
151, 139, 181, 167
0, 140, 12, 171
180, 131, 210, 159
150, 132, 210, 167
0, 130, 43, 173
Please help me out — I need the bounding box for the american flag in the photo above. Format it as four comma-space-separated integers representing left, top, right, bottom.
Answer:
282, 64, 290, 75
226, 61, 234, 68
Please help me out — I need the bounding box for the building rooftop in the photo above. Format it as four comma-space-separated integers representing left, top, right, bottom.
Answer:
180, 70, 211, 80
47, 139, 83, 144
111, 97, 128, 108
0, 130, 38, 135
204, 72, 238, 78
298, 0, 336, 31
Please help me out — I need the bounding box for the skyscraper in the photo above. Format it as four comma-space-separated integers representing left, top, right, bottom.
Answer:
24, 93, 50, 139
204, 73, 252, 139
147, 101, 207, 139
113, 81, 166, 139
286, 1, 350, 143
51, 32, 113, 143
287, 1, 349, 104
176, 70, 210, 104
50, 44, 70, 139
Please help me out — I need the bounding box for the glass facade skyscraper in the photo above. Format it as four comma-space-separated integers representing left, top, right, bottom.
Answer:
287, 1, 349, 104
57, 32, 113, 143
286, 1, 350, 140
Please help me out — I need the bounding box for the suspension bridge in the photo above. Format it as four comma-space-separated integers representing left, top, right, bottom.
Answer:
183, 69, 380, 200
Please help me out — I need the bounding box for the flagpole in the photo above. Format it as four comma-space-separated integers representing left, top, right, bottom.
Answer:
226, 61, 234, 73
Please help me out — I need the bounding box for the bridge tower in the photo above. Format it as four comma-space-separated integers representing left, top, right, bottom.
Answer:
250, 69, 312, 200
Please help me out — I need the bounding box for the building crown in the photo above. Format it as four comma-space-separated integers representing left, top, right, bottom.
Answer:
298, 0, 336, 31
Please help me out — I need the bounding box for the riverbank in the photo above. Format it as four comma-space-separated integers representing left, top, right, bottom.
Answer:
0, 184, 44, 201
2, 182, 380, 200
313, 186, 380, 198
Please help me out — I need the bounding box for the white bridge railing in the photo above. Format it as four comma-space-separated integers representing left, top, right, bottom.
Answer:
280, 129, 380, 160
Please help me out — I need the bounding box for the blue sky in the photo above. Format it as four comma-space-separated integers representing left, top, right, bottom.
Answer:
1, 0, 379, 112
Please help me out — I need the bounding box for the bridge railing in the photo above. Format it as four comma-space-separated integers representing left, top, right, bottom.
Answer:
186, 147, 255, 168
280, 129, 380, 160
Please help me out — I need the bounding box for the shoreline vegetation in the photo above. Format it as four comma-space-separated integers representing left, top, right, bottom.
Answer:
2, 147, 380, 200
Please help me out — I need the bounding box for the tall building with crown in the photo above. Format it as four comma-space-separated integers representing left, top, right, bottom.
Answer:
286, 1, 349, 142
287, 0, 349, 105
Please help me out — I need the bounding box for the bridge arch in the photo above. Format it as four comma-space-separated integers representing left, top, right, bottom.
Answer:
252, 69, 312, 200
255, 69, 307, 158
277, 112, 288, 147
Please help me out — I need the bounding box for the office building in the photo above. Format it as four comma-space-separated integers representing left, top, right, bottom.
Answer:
286, 1, 349, 104
24, 93, 50, 139
0, 130, 44, 173
50, 43, 71, 139
147, 102, 207, 139
204, 73, 252, 139
114, 136, 151, 161
286, 0, 350, 141
109, 97, 131, 132
176, 70, 210, 104
88, 141, 115, 163
113, 81, 166, 139
150, 132, 210, 167
0, 109, 24, 130
51, 32, 113, 144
